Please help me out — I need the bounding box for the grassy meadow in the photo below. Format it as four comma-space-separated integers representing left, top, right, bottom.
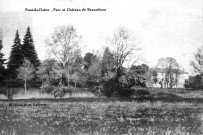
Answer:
0, 88, 203, 135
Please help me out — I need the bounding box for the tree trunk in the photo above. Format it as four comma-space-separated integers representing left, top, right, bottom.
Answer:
42, 77, 44, 86
74, 81, 76, 88
68, 75, 70, 86
25, 78, 27, 94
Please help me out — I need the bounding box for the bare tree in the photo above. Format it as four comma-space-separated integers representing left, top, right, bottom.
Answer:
45, 25, 82, 85
17, 59, 35, 93
108, 27, 142, 79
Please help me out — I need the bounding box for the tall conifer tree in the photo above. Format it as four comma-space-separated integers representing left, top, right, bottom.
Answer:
0, 34, 5, 66
21, 26, 39, 68
0, 30, 6, 85
7, 30, 24, 78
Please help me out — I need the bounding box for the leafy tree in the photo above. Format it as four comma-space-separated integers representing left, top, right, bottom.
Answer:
74, 55, 84, 66
159, 78, 164, 88
36, 59, 60, 85
46, 25, 82, 86
130, 64, 149, 75
86, 57, 102, 86
185, 75, 203, 89
128, 64, 149, 87
71, 55, 84, 72
189, 46, 203, 90
151, 69, 158, 84
7, 30, 24, 78
101, 47, 115, 78
17, 59, 35, 93
84, 52, 97, 70
102, 63, 150, 98
21, 27, 40, 68
191, 46, 203, 74
71, 72, 80, 88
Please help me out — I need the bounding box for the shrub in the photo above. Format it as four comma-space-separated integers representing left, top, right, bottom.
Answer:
117, 88, 135, 98
102, 78, 140, 98
40, 84, 55, 93
102, 79, 118, 97
130, 86, 150, 97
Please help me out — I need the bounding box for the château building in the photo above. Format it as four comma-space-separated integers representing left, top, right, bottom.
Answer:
152, 67, 189, 88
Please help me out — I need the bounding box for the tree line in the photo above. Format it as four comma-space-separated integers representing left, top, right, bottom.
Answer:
0, 27, 39, 88
0, 25, 202, 98
186, 46, 203, 89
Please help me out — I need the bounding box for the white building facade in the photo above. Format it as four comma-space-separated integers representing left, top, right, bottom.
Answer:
152, 68, 189, 88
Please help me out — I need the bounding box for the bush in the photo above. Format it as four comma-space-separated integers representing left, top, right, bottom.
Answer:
102, 79, 136, 98
102, 78, 146, 98
40, 84, 55, 93
130, 86, 150, 97
5, 79, 24, 88
102, 79, 118, 97
117, 88, 135, 98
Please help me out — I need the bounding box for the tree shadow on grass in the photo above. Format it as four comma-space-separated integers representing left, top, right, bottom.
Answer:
0, 92, 203, 103
126, 92, 203, 103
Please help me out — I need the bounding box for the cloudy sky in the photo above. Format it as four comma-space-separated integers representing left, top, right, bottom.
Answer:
0, 0, 203, 74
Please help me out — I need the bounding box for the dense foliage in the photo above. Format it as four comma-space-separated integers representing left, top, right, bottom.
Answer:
2, 25, 199, 99
6, 28, 40, 88
0, 34, 6, 86
17, 59, 35, 92
184, 74, 203, 90
7, 30, 24, 79
188, 46, 203, 90
21, 27, 40, 68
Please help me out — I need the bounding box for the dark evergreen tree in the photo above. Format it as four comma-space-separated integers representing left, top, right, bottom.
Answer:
21, 27, 40, 68
0, 32, 6, 86
0, 37, 5, 66
7, 30, 24, 79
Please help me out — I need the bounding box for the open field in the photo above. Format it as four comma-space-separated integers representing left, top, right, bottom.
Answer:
0, 88, 203, 135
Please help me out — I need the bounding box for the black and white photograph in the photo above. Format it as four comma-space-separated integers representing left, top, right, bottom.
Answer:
0, 0, 203, 134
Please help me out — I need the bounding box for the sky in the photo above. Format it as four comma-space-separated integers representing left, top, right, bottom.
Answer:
0, 0, 203, 75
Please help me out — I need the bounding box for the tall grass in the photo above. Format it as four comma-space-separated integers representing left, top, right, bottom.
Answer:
1, 87, 203, 100
0, 94, 7, 99
11, 90, 96, 99
149, 88, 203, 98
64, 92, 96, 98
12, 90, 53, 99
